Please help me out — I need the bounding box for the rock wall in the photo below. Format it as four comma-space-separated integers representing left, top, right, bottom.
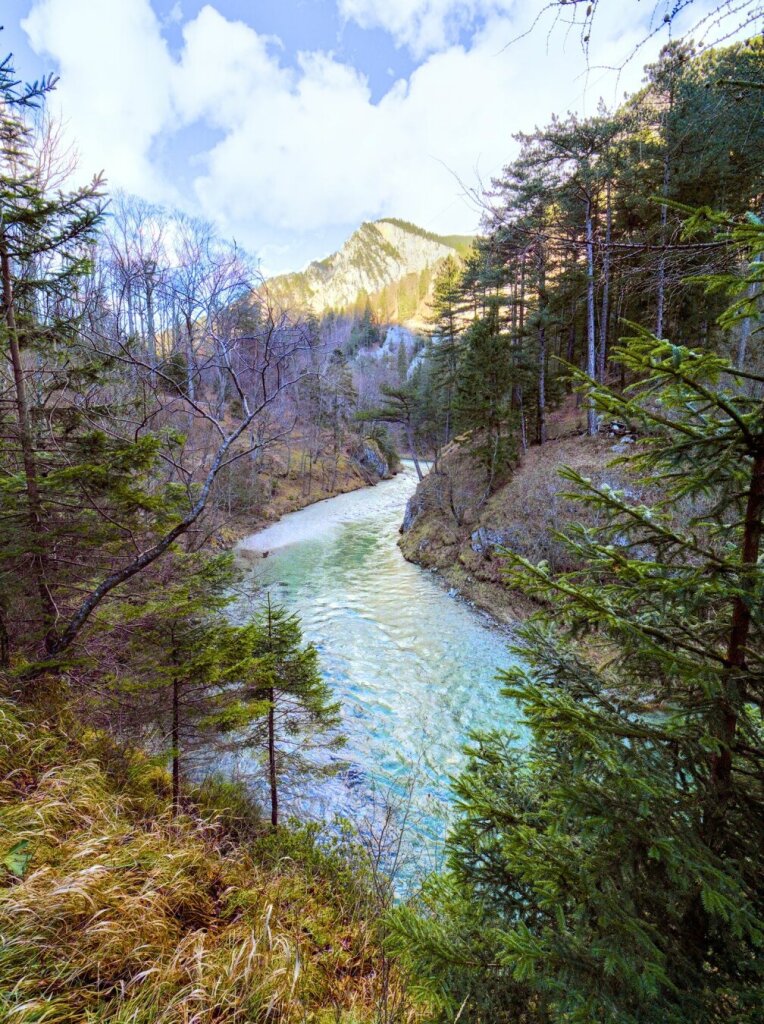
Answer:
399, 435, 639, 624
268, 220, 459, 316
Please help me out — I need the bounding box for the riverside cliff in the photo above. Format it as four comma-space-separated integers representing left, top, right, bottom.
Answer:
399, 428, 640, 623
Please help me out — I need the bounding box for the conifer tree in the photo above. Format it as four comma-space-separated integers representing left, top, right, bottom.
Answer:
429, 254, 465, 445
0, 53, 105, 654
241, 599, 343, 828
455, 303, 516, 491
360, 383, 428, 480
103, 555, 268, 814
390, 218, 764, 1023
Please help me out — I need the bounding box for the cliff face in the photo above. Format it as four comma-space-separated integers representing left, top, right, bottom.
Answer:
399, 432, 638, 624
268, 219, 470, 319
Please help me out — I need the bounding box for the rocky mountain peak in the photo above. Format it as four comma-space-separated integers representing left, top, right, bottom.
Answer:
267, 218, 472, 322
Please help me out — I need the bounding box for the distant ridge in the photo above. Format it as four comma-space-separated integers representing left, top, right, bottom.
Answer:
267, 219, 474, 324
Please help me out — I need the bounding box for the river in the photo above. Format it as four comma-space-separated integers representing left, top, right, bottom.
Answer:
236, 464, 521, 875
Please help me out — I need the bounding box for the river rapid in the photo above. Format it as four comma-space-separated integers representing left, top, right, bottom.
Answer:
236, 464, 521, 872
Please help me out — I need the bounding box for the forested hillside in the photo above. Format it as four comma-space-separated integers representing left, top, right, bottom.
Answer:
384, 35, 764, 1024
268, 219, 472, 324
2, 9, 764, 1024
393, 39, 764, 584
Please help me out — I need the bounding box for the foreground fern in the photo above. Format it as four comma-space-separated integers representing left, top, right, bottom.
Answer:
0, 702, 414, 1023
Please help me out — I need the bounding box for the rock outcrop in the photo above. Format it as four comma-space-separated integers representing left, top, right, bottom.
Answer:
268, 219, 470, 319
355, 439, 391, 480
398, 434, 640, 624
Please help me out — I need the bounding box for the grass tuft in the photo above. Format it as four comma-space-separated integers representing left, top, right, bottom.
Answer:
0, 702, 416, 1022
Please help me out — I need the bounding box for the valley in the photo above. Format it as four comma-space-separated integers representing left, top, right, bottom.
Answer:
2, 11, 763, 1024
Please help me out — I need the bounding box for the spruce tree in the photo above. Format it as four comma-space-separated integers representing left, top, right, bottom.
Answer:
454, 302, 516, 491
240, 599, 343, 828
429, 254, 466, 445
102, 554, 268, 814
390, 220, 764, 1023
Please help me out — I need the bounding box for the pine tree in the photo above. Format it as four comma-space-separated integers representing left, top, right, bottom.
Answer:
360, 383, 428, 480
390, 219, 764, 1022
241, 599, 343, 828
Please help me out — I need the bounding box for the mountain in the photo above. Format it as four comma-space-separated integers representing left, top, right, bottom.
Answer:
267, 218, 473, 323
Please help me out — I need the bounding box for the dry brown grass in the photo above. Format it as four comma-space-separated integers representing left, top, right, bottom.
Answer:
0, 702, 417, 1023
400, 426, 639, 624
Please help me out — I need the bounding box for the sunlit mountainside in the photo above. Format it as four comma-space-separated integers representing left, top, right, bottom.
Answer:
267, 218, 473, 322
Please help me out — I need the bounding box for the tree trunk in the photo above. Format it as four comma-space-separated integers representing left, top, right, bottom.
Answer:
406, 425, 424, 480
537, 323, 547, 445
585, 199, 598, 436
266, 598, 279, 829
268, 687, 278, 828
185, 314, 196, 401
710, 447, 764, 809
0, 608, 9, 670
598, 180, 612, 383
145, 278, 158, 384
736, 269, 759, 371
172, 676, 181, 816
536, 243, 547, 445
1, 242, 57, 649
656, 147, 671, 339
566, 317, 576, 377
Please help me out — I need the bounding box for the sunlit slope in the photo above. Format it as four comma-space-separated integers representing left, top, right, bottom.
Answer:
268, 218, 473, 322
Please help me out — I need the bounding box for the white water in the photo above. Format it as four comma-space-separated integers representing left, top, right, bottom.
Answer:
236, 464, 521, 868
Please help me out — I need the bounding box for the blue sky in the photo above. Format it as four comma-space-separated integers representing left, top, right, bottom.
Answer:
2, 0, 744, 274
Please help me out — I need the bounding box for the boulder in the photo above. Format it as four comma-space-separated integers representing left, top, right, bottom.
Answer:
356, 439, 389, 479
401, 492, 424, 533
470, 526, 515, 556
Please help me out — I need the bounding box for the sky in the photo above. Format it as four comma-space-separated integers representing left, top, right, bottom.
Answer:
0, 0, 744, 274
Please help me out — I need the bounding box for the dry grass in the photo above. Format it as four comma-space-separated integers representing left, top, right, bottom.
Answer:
399, 426, 636, 624
0, 702, 415, 1023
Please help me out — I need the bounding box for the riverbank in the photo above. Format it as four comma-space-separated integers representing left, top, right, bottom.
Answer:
209, 436, 397, 550
399, 433, 636, 625
0, 699, 416, 1022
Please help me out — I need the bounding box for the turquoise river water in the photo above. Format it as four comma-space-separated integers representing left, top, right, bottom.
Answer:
236, 464, 521, 871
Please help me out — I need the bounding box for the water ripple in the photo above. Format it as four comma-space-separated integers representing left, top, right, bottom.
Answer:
235, 466, 522, 865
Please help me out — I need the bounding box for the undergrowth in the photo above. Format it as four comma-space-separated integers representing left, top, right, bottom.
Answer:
0, 700, 417, 1023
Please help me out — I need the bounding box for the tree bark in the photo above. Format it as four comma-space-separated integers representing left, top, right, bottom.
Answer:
185, 314, 196, 401
268, 687, 278, 828
145, 273, 158, 386
598, 179, 612, 384
711, 446, 764, 805
736, 266, 759, 371
656, 147, 671, 339
406, 425, 424, 480
1, 242, 57, 648
0, 608, 9, 670
536, 242, 547, 445
172, 675, 181, 816
585, 199, 598, 436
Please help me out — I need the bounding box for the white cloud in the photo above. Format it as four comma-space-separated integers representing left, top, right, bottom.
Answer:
19, 0, 712, 273
338, 0, 513, 57
337, 0, 735, 60
171, 6, 288, 126
22, 0, 176, 198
